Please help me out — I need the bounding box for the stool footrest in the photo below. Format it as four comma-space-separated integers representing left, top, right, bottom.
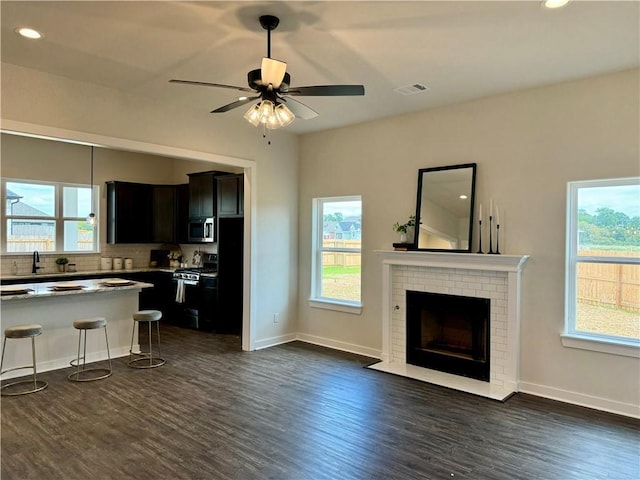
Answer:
127, 356, 166, 369
1, 379, 48, 396
68, 368, 112, 382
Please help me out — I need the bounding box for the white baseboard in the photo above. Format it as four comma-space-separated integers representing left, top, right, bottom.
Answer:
295, 333, 380, 359
253, 333, 297, 350
519, 381, 640, 419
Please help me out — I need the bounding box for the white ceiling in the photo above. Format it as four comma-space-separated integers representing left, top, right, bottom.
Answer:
1, 1, 638, 134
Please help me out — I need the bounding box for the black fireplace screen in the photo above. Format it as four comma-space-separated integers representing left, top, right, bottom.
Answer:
406, 290, 490, 381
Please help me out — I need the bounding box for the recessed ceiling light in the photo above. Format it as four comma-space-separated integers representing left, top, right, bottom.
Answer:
15, 27, 42, 39
238, 96, 248, 101
543, 0, 570, 9
459, 195, 468, 200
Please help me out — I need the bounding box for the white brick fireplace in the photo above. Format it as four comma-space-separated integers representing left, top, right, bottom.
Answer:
371, 250, 529, 401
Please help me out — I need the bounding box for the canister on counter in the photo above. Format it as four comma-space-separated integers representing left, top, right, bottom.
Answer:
101, 257, 113, 270
124, 258, 133, 270
112, 257, 123, 270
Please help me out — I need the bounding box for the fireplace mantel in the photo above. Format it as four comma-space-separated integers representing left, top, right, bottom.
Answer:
375, 250, 529, 272
372, 249, 530, 401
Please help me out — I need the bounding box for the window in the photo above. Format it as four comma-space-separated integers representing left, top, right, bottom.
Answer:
311, 196, 362, 314
2, 179, 98, 253
563, 178, 640, 356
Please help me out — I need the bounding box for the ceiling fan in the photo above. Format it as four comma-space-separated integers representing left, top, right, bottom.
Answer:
170, 15, 365, 131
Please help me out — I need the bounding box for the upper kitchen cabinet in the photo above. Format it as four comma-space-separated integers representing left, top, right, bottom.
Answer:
188, 172, 216, 219
175, 183, 190, 244
107, 181, 187, 244
107, 181, 153, 244
152, 185, 176, 243
217, 174, 244, 217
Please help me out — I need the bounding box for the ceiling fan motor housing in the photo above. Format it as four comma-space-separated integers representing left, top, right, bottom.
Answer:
248, 69, 290, 92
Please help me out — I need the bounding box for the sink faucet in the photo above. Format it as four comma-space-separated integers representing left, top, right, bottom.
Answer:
32, 250, 42, 274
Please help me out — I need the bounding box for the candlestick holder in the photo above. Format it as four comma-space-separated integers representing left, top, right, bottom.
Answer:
495, 224, 501, 255
488, 216, 495, 254
477, 220, 484, 254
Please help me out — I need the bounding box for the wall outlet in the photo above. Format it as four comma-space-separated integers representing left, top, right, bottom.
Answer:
273, 313, 280, 323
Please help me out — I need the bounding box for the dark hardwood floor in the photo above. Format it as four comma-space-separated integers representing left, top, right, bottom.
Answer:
1, 324, 638, 480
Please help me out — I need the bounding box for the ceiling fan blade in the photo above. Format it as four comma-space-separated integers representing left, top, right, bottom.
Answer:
211, 96, 261, 113
286, 85, 365, 96
280, 97, 319, 120
261, 58, 287, 89
170, 79, 255, 93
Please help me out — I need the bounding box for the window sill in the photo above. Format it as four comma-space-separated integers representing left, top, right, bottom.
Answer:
561, 334, 640, 358
309, 299, 363, 315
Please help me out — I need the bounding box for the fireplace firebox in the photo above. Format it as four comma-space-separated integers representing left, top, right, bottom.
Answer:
406, 290, 490, 381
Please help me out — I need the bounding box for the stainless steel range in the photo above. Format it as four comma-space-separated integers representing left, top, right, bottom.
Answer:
171, 254, 218, 330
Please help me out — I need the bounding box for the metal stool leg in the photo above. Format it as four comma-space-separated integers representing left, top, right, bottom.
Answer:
1, 332, 48, 396
68, 324, 112, 382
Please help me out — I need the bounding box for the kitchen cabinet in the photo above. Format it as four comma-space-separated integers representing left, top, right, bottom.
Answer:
175, 184, 189, 244
188, 172, 216, 218
107, 181, 153, 244
152, 185, 175, 243
107, 181, 186, 244
217, 174, 244, 217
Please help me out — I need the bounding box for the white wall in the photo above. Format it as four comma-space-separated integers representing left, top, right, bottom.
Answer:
298, 68, 640, 414
1, 62, 300, 346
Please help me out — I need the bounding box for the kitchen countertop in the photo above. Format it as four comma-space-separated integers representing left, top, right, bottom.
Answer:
0, 268, 176, 283
0, 278, 154, 301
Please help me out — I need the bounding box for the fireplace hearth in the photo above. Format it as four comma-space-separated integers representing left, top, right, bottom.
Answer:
371, 250, 529, 400
406, 290, 490, 381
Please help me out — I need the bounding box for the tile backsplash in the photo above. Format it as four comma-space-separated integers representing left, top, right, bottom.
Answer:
1, 243, 217, 276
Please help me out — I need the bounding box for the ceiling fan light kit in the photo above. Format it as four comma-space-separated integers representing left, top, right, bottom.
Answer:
170, 14, 365, 142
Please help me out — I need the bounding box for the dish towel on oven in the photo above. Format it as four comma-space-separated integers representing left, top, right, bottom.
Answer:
175, 279, 185, 303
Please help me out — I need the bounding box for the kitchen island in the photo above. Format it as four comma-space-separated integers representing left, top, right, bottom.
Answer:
1, 278, 153, 379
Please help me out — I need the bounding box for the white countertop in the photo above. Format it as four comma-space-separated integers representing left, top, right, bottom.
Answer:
0, 268, 175, 283
0, 278, 154, 301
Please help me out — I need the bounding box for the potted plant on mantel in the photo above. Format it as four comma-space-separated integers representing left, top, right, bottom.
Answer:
393, 215, 417, 244
55, 257, 69, 272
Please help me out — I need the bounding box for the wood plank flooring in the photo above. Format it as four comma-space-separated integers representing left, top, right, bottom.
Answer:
1, 324, 639, 480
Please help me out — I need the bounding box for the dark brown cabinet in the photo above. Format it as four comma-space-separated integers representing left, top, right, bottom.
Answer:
107, 181, 153, 244
175, 183, 189, 243
152, 185, 175, 243
188, 172, 216, 218
107, 181, 187, 244
217, 174, 244, 217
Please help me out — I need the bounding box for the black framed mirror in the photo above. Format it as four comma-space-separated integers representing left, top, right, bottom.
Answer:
413, 163, 477, 252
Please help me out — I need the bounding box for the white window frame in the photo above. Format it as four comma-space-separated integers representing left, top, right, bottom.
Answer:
310, 195, 362, 314
2, 178, 99, 254
562, 177, 639, 358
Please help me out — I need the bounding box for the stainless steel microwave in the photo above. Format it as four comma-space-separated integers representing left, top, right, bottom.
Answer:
188, 217, 215, 243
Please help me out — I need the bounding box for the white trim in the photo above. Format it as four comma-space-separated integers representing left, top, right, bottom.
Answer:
253, 333, 298, 350
561, 334, 640, 358
375, 250, 530, 272
311, 195, 362, 305
252, 332, 379, 358
309, 299, 363, 314
1, 120, 257, 352
296, 333, 380, 359
564, 177, 640, 344
519, 381, 640, 419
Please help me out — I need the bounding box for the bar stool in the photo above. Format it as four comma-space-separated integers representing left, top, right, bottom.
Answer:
128, 310, 165, 369
68, 317, 112, 382
0, 324, 48, 396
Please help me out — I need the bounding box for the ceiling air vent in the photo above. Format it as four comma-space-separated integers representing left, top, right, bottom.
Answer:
393, 83, 430, 95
